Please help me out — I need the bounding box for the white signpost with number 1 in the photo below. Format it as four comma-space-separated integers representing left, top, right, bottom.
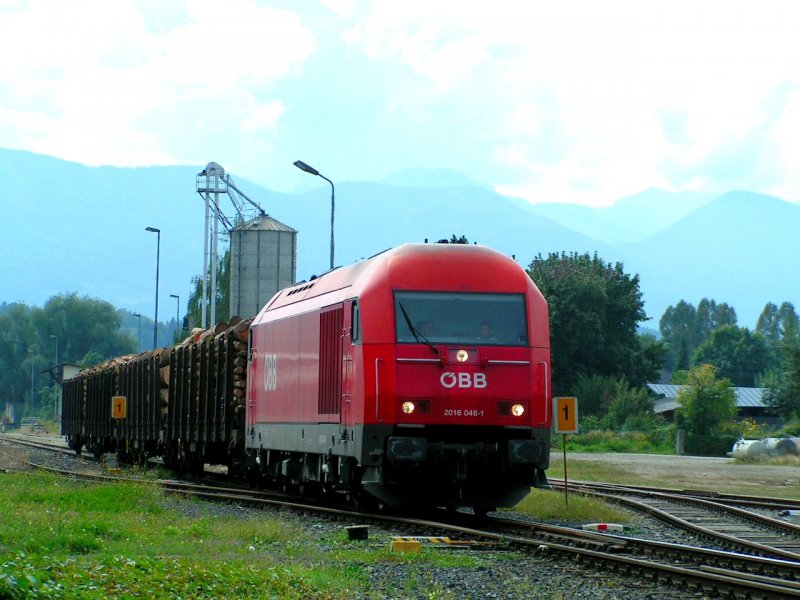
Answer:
553, 397, 578, 507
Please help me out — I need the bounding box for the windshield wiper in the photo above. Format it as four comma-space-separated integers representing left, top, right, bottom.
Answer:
398, 303, 439, 356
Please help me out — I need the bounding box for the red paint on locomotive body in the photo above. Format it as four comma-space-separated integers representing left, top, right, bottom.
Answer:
246, 243, 552, 509
249, 244, 550, 427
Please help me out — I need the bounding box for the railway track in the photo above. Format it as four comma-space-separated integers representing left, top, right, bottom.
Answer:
551, 479, 800, 561
1, 432, 84, 456
12, 448, 800, 599
560, 479, 800, 512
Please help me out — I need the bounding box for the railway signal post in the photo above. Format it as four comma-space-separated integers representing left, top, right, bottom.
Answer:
554, 396, 578, 507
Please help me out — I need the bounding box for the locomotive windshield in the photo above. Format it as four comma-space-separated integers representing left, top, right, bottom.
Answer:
394, 291, 528, 346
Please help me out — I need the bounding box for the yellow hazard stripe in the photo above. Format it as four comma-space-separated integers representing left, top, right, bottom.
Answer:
391, 536, 452, 544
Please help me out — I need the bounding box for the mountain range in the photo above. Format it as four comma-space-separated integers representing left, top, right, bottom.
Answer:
2, 147, 798, 329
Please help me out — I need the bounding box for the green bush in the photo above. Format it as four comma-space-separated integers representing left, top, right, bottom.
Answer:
684, 434, 737, 456
560, 429, 673, 454
774, 418, 800, 437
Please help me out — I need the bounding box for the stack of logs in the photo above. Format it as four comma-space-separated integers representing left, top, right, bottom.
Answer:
230, 319, 250, 413
67, 317, 252, 439
158, 316, 251, 427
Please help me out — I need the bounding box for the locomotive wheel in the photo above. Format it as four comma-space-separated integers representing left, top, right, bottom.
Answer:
472, 507, 495, 520
353, 491, 385, 514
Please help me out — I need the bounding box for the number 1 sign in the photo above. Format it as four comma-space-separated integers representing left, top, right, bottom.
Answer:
554, 396, 578, 434
553, 396, 578, 507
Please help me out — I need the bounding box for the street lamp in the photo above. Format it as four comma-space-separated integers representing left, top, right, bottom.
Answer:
294, 160, 335, 270
145, 226, 161, 350
133, 312, 142, 353
169, 294, 180, 341
50, 334, 59, 366
50, 334, 60, 417
28, 347, 35, 413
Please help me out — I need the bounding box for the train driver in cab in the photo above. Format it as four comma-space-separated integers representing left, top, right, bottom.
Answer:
479, 321, 497, 342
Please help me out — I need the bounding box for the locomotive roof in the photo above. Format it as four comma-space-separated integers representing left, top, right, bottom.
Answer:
257, 243, 538, 319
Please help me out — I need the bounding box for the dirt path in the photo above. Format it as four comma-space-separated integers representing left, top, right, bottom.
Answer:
554, 452, 800, 497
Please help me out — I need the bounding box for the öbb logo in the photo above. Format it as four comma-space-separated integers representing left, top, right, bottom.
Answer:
263, 353, 277, 392
440, 372, 487, 389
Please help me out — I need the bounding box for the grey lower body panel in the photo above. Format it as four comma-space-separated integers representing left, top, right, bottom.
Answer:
246, 422, 393, 467
247, 420, 550, 508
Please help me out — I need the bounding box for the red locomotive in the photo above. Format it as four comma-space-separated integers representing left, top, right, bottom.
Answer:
62, 243, 552, 513
246, 243, 552, 511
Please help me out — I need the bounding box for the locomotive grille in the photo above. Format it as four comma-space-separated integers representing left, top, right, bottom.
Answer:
318, 305, 344, 414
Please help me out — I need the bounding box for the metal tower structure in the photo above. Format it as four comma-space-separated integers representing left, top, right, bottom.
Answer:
196, 162, 265, 329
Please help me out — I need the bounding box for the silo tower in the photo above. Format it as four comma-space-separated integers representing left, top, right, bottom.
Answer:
230, 215, 297, 319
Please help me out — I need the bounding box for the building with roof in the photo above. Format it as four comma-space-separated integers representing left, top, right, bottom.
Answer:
646, 383, 781, 426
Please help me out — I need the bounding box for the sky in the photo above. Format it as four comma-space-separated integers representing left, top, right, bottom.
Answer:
1, 0, 799, 207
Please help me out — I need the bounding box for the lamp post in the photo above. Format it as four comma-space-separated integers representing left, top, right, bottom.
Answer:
133, 312, 142, 353
293, 160, 335, 270
50, 334, 60, 417
50, 334, 59, 366
28, 347, 35, 413
169, 294, 180, 341
145, 226, 161, 349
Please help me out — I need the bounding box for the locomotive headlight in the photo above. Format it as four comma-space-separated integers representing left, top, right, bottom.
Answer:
456, 349, 469, 363
401, 401, 416, 414
511, 403, 525, 417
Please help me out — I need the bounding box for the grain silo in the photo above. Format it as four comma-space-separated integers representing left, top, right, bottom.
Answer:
229, 215, 297, 319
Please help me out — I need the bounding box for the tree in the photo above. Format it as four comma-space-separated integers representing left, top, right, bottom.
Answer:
187, 246, 231, 330
32, 294, 135, 364
762, 327, 800, 418
691, 325, 770, 387
449, 234, 469, 244
0, 295, 135, 418
628, 332, 667, 387
604, 379, 657, 431
675, 338, 690, 371
695, 298, 737, 342
756, 302, 780, 343
527, 252, 660, 394
778, 302, 800, 335
676, 364, 736, 436
572, 373, 618, 418
659, 298, 737, 371
659, 300, 697, 369
0, 304, 38, 412
757, 301, 799, 347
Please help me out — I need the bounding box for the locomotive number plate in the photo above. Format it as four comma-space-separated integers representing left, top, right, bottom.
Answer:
443, 409, 484, 417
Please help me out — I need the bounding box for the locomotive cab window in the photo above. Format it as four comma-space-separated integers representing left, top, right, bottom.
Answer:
394, 291, 528, 346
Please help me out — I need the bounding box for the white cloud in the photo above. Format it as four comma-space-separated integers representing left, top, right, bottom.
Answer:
762, 89, 800, 201
2, 0, 799, 204
0, 0, 314, 166
346, 0, 800, 204
239, 100, 284, 132
319, 0, 357, 18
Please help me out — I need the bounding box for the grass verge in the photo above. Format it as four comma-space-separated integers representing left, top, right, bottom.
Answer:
0, 471, 516, 599
510, 488, 633, 524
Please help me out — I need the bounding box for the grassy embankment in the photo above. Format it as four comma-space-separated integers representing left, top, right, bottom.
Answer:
0, 471, 625, 599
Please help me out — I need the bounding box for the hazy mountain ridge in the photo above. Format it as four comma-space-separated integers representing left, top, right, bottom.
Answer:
2, 148, 797, 328
522, 188, 717, 244
619, 191, 800, 325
